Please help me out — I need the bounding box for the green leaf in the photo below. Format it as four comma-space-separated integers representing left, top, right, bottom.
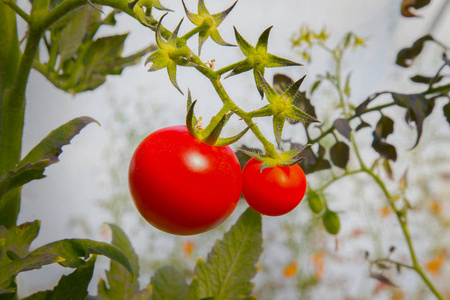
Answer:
22, 256, 97, 300
189, 208, 262, 300
333, 118, 351, 140
344, 73, 351, 96
374, 115, 394, 139
0, 221, 40, 260
310, 79, 321, 95
356, 119, 371, 131
0, 160, 50, 199
330, 142, 349, 169
0, 238, 132, 293
371, 133, 397, 161
58, 6, 99, 62
443, 102, 450, 125
97, 224, 148, 300
396, 35, 434, 67
151, 266, 189, 300
391, 93, 434, 148
20, 117, 98, 167
299, 144, 331, 174
410, 74, 443, 84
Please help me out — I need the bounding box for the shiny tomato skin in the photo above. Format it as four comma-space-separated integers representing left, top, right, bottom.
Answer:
128, 125, 242, 235
242, 158, 307, 216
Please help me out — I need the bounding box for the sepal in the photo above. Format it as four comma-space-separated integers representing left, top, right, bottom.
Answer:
186, 99, 201, 139
182, 0, 237, 55
145, 14, 192, 94
215, 124, 253, 147
238, 144, 311, 171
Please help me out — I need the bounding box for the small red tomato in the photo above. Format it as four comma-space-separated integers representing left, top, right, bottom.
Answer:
128, 125, 242, 235
242, 158, 307, 216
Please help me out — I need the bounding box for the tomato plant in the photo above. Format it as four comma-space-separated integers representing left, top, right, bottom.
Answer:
128, 125, 242, 235
242, 158, 307, 216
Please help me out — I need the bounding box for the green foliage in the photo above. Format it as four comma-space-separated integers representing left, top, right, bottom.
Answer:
21, 256, 97, 300
0, 117, 97, 200
151, 266, 189, 300
96, 224, 151, 300
187, 208, 262, 300
34, 7, 154, 94
0, 221, 132, 296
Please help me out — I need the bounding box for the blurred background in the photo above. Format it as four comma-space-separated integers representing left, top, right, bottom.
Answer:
17, 0, 450, 299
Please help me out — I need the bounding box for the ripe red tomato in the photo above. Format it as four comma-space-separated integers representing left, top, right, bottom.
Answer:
242, 158, 307, 216
128, 125, 242, 235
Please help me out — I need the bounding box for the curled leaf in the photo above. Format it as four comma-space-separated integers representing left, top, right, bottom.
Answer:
396, 35, 434, 67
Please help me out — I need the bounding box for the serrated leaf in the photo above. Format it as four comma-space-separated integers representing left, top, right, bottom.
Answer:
58, 6, 98, 62
333, 118, 351, 140
0, 238, 132, 292
190, 208, 262, 300
97, 224, 141, 299
330, 142, 350, 169
0, 221, 40, 261
21, 256, 97, 300
30, 239, 132, 273
151, 266, 189, 300
20, 117, 98, 167
0, 160, 50, 199
396, 35, 434, 67
391, 93, 434, 148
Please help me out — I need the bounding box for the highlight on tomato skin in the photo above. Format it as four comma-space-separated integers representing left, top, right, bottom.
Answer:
128, 125, 243, 235
242, 158, 307, 216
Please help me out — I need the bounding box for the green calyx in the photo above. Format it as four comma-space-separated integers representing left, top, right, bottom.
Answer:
128, 0, 173, 27
145, 13, 192, 94
185, 90, 252, 147
239, 144, 311, 172
250, 72, 320, 148
182, 0, 237, 55
226, 26, 302, 98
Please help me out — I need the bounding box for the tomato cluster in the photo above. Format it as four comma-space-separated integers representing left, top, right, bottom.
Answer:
128, 126, 307, 235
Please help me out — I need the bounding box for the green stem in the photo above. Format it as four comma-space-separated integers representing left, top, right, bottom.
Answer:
0, 26, 42, 228
318, 169, 364, 192
350, 135, 443, 300
208, 76, 278, 157
423, 83, 450, 95
308, 101, 395, 145
214, 60, 245, 76
3, 0, 30, 23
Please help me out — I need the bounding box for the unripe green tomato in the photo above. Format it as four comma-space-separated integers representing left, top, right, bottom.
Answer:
322, 210, 340, 235
307, 191, 324, 214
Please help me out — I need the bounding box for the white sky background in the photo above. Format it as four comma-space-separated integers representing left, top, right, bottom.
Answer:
17, 0, 450, 297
